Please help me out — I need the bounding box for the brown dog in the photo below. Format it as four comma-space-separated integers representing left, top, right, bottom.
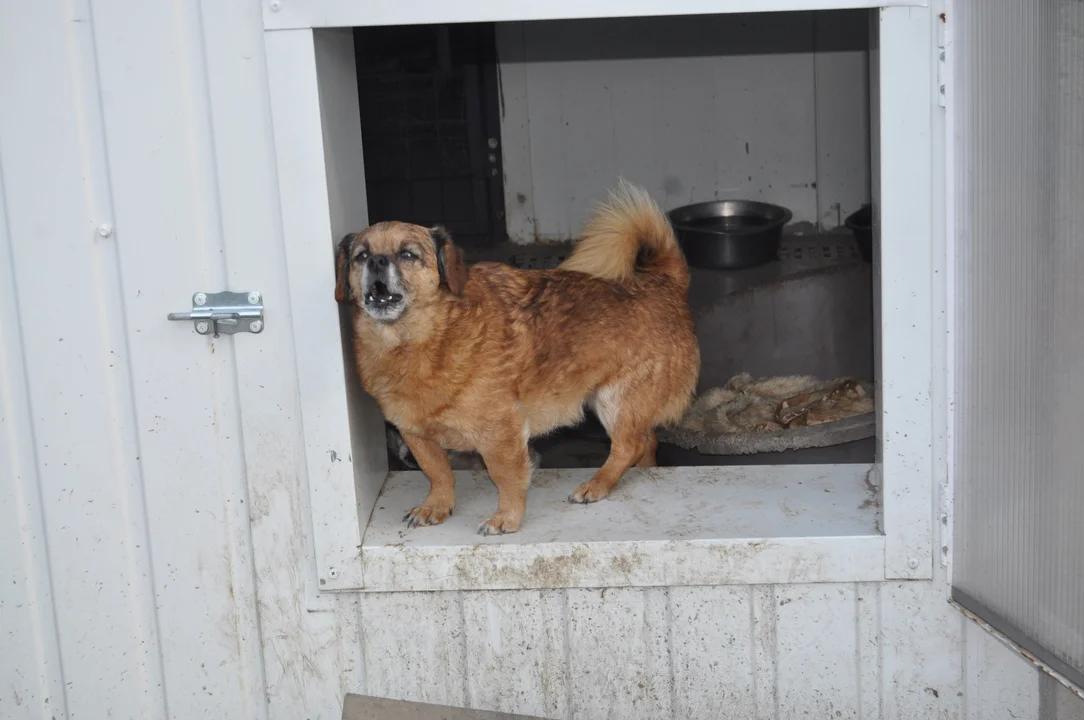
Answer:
335, 181, 700, 535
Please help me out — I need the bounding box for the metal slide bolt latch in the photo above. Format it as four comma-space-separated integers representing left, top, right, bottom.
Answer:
167, 291, 265, 338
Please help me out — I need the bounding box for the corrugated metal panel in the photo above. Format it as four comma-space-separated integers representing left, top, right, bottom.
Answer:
952, 0, 1084, 688
0, 3, 169, 717
0, 1, 358, 718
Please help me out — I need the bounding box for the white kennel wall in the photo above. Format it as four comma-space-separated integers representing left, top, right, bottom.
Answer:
2, 1, 1083, 719
496, 11, 872, 243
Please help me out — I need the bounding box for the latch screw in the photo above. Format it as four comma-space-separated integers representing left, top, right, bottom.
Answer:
194, 293, 207, 306
248, 292, 261, 305
196, 321, 210, 334
249, 320, 263, 333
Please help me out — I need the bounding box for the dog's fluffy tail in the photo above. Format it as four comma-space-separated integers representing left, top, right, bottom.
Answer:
558, 179, 688, 288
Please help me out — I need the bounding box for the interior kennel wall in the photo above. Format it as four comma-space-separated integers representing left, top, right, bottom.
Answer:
496, 11, 872, 243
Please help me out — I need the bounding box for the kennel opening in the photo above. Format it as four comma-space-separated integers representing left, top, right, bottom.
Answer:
354, 13, 877, 475
266, 5, 935, 592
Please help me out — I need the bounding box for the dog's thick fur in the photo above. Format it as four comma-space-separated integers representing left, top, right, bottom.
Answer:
336, 181, 700, 535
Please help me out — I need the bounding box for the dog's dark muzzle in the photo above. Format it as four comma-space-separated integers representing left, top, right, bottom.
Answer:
363, 254, 403, 307
364, 280, 403, 307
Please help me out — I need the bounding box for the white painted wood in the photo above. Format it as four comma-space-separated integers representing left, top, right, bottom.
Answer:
265, 28, 370, 591
263, 0, 927, 30
874, 6, 935, 580
566, 588, 671, 719
359, 591, 467, 707
461, 590, 568, 717
362, 465, 883, 591
668, 587, 756, 718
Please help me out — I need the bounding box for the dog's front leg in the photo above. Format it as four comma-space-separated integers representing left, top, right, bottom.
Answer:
401, 433, 456, 528
476, 428, 532, 536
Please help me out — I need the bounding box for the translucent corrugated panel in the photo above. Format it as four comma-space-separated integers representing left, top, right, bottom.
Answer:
952, 0, 1084, 688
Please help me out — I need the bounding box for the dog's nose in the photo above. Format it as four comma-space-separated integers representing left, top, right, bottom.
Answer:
366, 254, 389, 273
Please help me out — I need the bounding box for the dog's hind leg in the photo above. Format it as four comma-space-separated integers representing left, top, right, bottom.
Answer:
569, 385, 652, 503
401, 433, 457, 528
568, 420, 649, 503
476, 422, 533, 536
636, 429, 658, 468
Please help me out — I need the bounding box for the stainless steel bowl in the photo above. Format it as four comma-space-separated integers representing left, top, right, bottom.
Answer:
844, 204, 873, 263
668, 199, 792, 269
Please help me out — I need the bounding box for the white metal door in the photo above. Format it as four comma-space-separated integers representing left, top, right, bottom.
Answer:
0, 3, 359, 719
949, 0, 1084, 694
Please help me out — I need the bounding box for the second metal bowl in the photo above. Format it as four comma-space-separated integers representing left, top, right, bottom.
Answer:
844, 204, 873, 263
668, 199, 792, 270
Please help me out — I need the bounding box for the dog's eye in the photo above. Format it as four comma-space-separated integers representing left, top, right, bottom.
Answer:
354, 250, 369, 264
399, 250, 417, 261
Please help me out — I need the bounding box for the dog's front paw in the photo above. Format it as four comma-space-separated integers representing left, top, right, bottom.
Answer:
403, 503, 453, 528
568, 480, 611, 504
477, 511, 522, 536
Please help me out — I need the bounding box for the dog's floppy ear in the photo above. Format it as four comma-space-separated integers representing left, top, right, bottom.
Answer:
430, 225, 469, 296
334, 233, 355, 303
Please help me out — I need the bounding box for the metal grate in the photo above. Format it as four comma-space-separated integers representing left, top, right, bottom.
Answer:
354, 24, 504, 245
776, 236, 864, 264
